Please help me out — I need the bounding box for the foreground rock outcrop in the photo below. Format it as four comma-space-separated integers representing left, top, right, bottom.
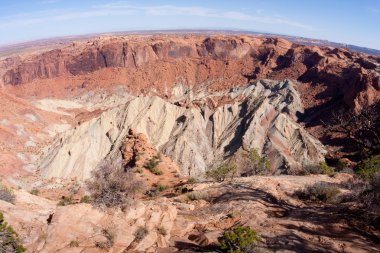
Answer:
2, 174, 380, 252
0, 190, 177, 253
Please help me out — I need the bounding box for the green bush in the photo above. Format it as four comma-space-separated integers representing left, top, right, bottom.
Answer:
145, 157, 163, 175
218, 226, 260, 253
356, 155, 380, 180
320, 162, 334, 176
244, 149, 271, 176
206, 162, 237, 182
80, 195, 92, 204
153, 183, 168, 192
0, 212, 25, 253
296, 182, 340, 203
146, 157, 160, 170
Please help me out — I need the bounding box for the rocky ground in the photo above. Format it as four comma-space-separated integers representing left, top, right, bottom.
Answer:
1, 174, 379, 252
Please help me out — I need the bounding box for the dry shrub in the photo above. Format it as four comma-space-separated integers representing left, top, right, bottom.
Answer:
87, 161, 144, 209
186, 191, 209, 201
344, 174, 380, 228
134, 226, 148, 242
295, 182, 340, 203
0, 185, 15, 204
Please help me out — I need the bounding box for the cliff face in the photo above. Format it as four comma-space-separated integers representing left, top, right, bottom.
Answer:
2, 35, 379, 111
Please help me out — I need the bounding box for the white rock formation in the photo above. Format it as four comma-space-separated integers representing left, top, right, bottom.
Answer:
39, 79, 326, 179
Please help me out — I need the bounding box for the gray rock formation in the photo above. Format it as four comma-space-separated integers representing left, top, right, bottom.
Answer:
39, 79, 326, 179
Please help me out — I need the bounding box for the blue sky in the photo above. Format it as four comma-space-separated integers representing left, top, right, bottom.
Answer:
0, 0, 379, 49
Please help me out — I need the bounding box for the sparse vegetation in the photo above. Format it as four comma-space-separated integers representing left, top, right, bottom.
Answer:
134, 167, 143, 174
356, 155, 380, 180
246, 149, 271, 176
69, 240, 79, 247
344, 173, 380, 228
0, 212, 25, 253
145, 183, 168, 197
320, 161, 335, 176
145, 156, 162, 175
296, 182, 340, 203
87, 161, 144, 209
206, 162, 237, 182
80, 195, 92, 204
186, 191, 209, 201
187, 177, 197, 184
30, 188, 39, 196
218, 225, 260, 253
157, 226, 167, 236
134, 226, 148, 242
298, 161, 334, 176
234, 149, 271, 176
95, 228, 114, 250
57, 195, 75, 206
155, 183, 168, 192
0, 185, 15, 204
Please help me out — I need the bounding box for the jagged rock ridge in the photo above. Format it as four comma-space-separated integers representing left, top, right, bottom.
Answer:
39, 79, 325, 179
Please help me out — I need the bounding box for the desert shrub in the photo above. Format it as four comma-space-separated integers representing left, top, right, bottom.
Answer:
320, 162, 335, 176
30, 188, 39, 196
134, 226, 148, 242
356, 155, 380, 180
334, 159, 349, 171
145, 183, 168, 197
134, 167, 143, 174
95, 228, 114, 250
157, 226, 167, 236
345, 174, 380, 227
339, 167, 355, 175
186, 191, 209, 201
0, 185, 15, 204
302, 164, 322, 175
296, 182, 340, 203
239, 149, 271, 176
187, 177, 197, 184
155, 183, 168, 192
206, 162, 237, 182
145, 157, 160, 173
87, 161, 144, 209
69, 240, 79, 247
300, 161, 334, 176
218, 225, 260, 253
57, 196, 75, 206
80, 195, 92, 204
0, 212, 25, 253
